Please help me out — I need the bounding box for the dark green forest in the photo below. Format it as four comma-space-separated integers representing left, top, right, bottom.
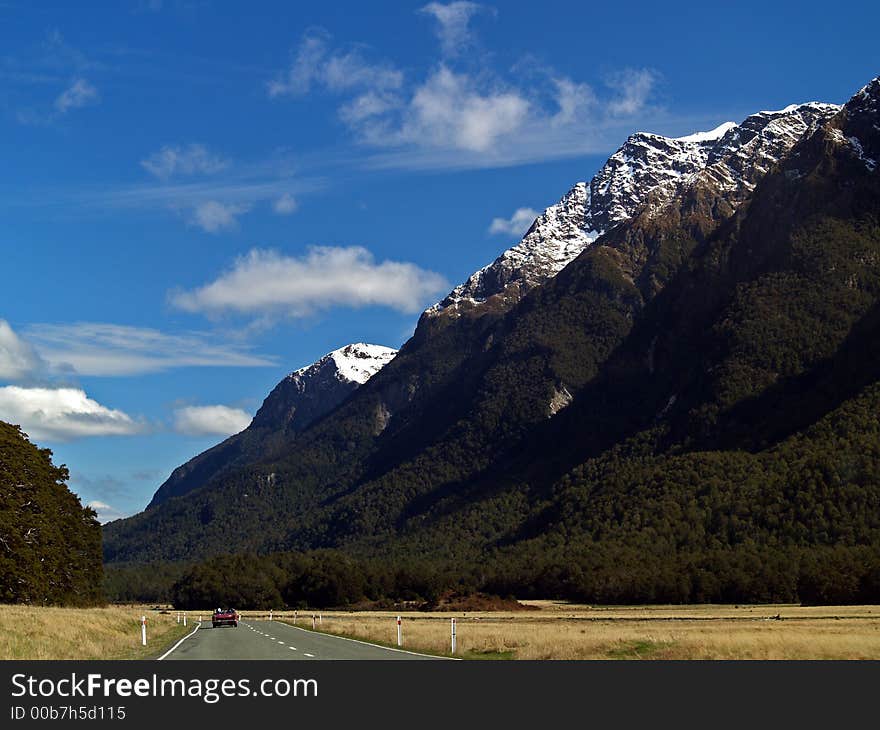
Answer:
0, 422, 104, 606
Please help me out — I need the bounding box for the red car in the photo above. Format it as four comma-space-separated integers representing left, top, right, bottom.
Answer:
212, 608, 239, 628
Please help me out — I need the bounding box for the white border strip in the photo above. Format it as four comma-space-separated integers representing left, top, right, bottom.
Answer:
265, 620, 459, 660
157, 621, 202, 661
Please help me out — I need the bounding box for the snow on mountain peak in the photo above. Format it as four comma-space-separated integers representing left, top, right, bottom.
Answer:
427, 101, 841, 316
674, 121, 738, 143
328, 343, 398, 384
291, 343, 398, 385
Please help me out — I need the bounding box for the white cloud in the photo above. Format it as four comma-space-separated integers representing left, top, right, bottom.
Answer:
268, 30, 403, 98
420, 2, 488, 57
268, 23, 663, 171
189, 200, 250, 232
273, 193, 298, 215
606, 69, 658, 116
399, 66, 529, 152
0, 319, 42, 381
54, 78, 98, 113
339, 90, 400, 125
86, 500, 126, 523
141, 143, 228, 180
0, 386, 143, 442
25, 322, 276, 377
551, 77, 596, 126
360, 68, 661, 171
171, 246, 449, 318
173, 404, 252, 437
488, 207, 539, 237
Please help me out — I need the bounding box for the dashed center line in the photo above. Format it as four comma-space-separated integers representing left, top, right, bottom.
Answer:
289, 647, 297, 651
304, 653, 315, 657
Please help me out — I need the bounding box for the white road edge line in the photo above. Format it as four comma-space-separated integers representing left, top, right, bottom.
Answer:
157, 621, 202, 661
271, 621, 459, 660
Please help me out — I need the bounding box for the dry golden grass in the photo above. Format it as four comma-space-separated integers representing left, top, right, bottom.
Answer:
265, 604, 880, 660
0, 604, 192, 660
6, 603, 878, 660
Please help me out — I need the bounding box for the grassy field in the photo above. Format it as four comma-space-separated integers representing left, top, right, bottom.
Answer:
0, 604, 193, 660
263, 603, 880, 660
4, 602, 879, 659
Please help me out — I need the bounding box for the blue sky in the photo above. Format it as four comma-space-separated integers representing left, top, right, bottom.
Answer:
1, 1, 877, 521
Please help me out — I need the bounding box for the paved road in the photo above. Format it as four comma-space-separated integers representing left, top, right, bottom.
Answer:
162, 620, 443, 660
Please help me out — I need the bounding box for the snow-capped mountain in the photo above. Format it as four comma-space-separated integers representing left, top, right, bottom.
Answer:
251, 343, 397, 430
429, 103, 840, 316
147, 343, 396, 508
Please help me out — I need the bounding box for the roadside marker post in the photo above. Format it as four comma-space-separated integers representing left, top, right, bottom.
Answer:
141, 616, 147, 647
319, 613, 323, 625
451, 617, 457, 654
397, 616, 402, 647
183, 613, 187, 627
294, 610, 298, 625
312, 614, 316, 630
269, 609, 273, 621
176, 612, 180, 624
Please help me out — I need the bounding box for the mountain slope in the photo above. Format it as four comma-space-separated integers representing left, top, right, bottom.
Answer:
381, 76, 880, 565
103, 79, 875, 571
147, 343, 396, 508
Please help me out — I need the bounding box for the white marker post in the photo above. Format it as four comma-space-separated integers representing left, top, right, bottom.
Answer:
269, 609, 273, 621
319, 613, 323, 625
397, 616, 402, 647
294, 610, 298, 625
176, 612, 180, 624
141, 616, 147, 647
451, 617, 457, 654
183, 613, 187, 627
312, 614, 316, 630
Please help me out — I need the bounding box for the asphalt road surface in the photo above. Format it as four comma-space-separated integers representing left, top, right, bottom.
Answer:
161, 620, 443, 660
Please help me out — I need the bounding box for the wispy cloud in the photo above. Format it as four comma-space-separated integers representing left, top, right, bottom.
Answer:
606, 69, 659, 116
273, 193, 298, 215
419, 2, 491, 58
24, 322, 276, 376
91, 175, 323, 211
188, 200, 250, 232
10, 31, 102, 124
54, 78, 99, 113
141, 143, 228, 180
36, 172, 327, 232
0, 385, 144, 442
173, 404, 252, 436
268, 20, 663, 171
267, 28, 403, 98
171, 246, 449, 319
488, 207, 538, 237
